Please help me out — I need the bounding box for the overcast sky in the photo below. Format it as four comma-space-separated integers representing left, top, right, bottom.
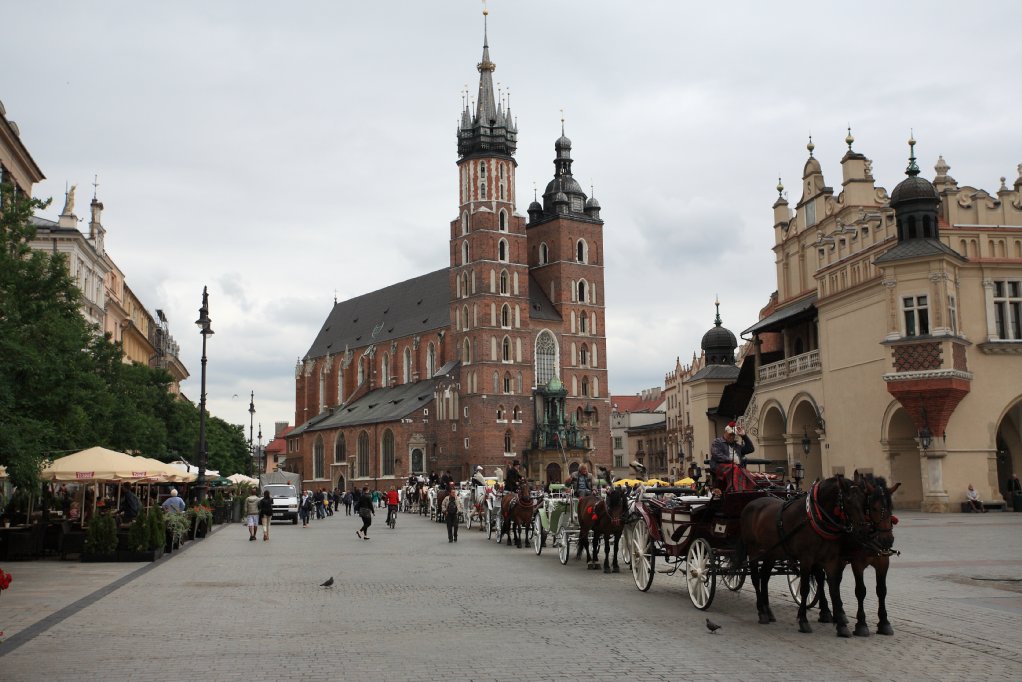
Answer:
4, 1, 1020, 440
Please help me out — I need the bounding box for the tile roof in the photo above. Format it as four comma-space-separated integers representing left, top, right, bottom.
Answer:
611, 395, 663, 413
873, 238, 966, 264
306, 379, 438, 432
263, 425, 294, 455
304, 269, 450, 361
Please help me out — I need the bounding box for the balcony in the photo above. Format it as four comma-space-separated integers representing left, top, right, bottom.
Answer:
758, 349, 821, 384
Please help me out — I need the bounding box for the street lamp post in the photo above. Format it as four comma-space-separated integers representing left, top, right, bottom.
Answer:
248, 391, 256, 475
257, 423, 263, 474
194, 286, 214, 503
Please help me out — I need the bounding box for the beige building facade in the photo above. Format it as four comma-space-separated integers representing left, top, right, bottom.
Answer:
737, 134, 1022, 511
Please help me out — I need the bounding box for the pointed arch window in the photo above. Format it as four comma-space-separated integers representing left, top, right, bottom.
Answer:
461, 240, 469, 265
427, 342, 436, 378
512, 405, 521, 421
499, 165, 506, 202
576, 239, 588, 263
499, 210, 507, 231
462, 304, 470, 330
498, 239, 508, 262
579, 343, 589, 367
502, 336, 512, 362
479, 161, 487, 200
577, 280, 588, 303
461, 212, 469, 235
334, 434, 346, 463
382, 429, 395, 476
381, 353, 390, 387
500, 270, 509, 295
358, 357, 365, 385
461, 272, 469, 299
496, 404, 506, 421
579, 312, 587, 334
504, 430, 513, 455
463, 338, 472, 364
581, 377, 590, 397
337, 368, 345, 404
314, 436, 325, 479
403, 347, 412, 383
503, 372, 513, 394
501, 303, 511, 328
535, 330, 558, 386
539, 243, 549, 265
357, 431, 370, 477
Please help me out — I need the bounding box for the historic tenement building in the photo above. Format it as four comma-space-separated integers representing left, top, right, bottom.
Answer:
287, 21, 613, 492
728, 133, 1022, 511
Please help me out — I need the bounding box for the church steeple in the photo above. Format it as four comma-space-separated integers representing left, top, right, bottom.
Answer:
457, 8, 517, 160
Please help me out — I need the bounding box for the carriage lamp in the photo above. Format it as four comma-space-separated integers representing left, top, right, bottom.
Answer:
801, 427, 811, 455
793, 462, 804, 487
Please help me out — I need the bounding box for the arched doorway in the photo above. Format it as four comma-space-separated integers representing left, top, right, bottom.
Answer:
790, 399, 823, 485
334, 474, 345, 492
545, 462, 562, 487
995, 398, 1022, 496
759, 403, 787, 472
886, 407, 921, 510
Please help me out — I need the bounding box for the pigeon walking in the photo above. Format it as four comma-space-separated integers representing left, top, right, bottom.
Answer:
320, 577, 334, 588
705, 618, 721, 634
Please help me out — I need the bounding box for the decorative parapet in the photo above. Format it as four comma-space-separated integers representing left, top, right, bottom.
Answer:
757, 349, 821, 384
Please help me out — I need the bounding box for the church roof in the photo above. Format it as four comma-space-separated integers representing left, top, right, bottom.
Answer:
304, 269, 450, 361
527, 273, 561, 321
874, 238, 965, 264
305, 379, 439, 432
688, 364, 740, 382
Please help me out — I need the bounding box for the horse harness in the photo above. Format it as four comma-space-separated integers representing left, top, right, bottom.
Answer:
769, 480, 853, 558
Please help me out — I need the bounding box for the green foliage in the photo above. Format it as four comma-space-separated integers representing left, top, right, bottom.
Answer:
127, 512, 149, 552
164, 509, 190, 546
85, 511, 118, 556
145, 506, 165, 550
0, 181, 251, 486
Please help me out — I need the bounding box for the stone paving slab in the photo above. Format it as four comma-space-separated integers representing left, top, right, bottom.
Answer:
0, 510, 1019, 680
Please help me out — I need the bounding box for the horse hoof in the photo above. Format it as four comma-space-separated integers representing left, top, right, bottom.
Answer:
836, 625, 851, 638
854, 624, 871, 637
877, 623, 894, 636
818, 611, 833, 624
612, 566, 620, 573
767, 609, 776, 623
759, 614, 772, 625
798, 622, 813, 634
603, 566, 610, 574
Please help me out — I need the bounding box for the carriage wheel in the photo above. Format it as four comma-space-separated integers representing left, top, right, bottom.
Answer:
719, 554, 746, 592
532, 514, 543, 555
557, 525, 571, 565
630, 519, 654, 592
686, 538, 716, 610
486, 508, 495, 540
786, 566, 820, 608
620, 523, 633, 566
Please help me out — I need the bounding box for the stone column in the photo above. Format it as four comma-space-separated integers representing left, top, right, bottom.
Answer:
921, 439, 950, 513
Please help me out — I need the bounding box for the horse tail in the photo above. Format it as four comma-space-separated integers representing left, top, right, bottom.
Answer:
733, 537, 748, 571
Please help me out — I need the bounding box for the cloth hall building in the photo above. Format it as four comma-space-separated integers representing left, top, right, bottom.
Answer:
286, 24, 612, 492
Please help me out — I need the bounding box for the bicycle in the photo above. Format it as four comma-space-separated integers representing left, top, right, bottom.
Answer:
387, 504, 397, 529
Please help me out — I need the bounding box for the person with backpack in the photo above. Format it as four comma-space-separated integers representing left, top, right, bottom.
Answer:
257, 489, 274, 541
356, 486, 374, 540
342, 489, 353, 516
444, 484, 464, 543
300, 491, 314, 527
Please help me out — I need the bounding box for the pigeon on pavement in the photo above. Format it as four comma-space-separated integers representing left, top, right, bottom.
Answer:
320, 577, 334, 588
706, 618, 721, 633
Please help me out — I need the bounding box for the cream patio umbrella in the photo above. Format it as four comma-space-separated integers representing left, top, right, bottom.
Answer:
41, 446, 157, 482
227, 473, 259, 485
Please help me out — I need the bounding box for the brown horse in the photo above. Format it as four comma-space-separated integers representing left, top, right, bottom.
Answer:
832, 473, 901, 636
576, 487, 628, 573
737, 475, 867, 637
500, 483, 541, 548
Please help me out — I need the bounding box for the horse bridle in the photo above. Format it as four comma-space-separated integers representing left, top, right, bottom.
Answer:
805, 479, 855, 540
860, 484, 898, 556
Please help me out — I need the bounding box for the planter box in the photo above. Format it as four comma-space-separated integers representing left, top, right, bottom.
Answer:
81, 552, 118, 563
117, 545, 165, 562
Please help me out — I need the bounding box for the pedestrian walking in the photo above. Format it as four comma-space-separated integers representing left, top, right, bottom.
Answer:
356, 486, 374, 540
444, 485, 463, 543
343, 489, 353, 515
244, 487, 261, 541
300, 491, 313, 527
257, 489, 274, 541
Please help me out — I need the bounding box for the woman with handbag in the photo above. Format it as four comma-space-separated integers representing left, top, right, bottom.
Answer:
356, 486, 374, 540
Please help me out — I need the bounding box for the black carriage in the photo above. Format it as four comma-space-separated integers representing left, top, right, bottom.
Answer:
626, 479, 815, 610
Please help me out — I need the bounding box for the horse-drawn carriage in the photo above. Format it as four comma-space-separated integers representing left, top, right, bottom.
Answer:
626, 480, 813, 610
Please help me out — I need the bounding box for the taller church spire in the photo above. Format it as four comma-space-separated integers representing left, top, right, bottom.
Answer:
457, 8, 517, 160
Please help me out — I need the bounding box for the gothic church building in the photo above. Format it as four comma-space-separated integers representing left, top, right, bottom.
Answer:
287, 23, 612, 491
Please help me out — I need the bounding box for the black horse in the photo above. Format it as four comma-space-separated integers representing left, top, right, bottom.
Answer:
810, 472, 901, 636
577, 487, 628, 573
737, 475, 867, 637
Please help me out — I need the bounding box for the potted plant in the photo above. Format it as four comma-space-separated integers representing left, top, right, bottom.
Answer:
146, 506, 165, 551
118, 508, 164, 561
164, 511, 189, 551
83, 511, 118, 561
188, 504, 213, 538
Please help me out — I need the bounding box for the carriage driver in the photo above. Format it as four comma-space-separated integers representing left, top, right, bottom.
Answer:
471, 465, 487, 489
505, 460, 524, 494
566, 464, 595, 497
709, 421, 755, 490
